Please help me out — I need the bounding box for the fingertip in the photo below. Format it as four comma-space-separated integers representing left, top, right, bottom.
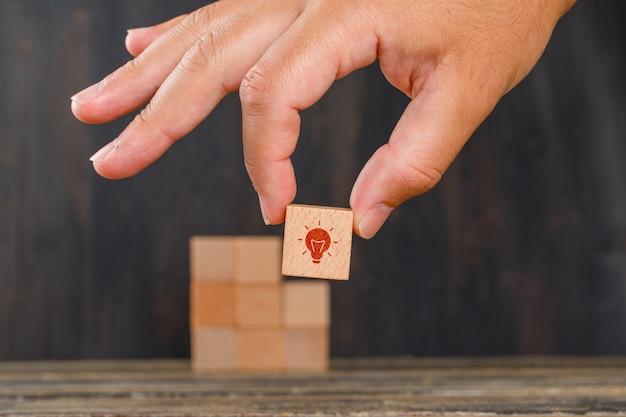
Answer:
258, 194, 272, 225
89, 140, 117, 163
91, 157, 142, 180
126, 14, 189, 57
90, 143, 132, 180
256, 180, 296, 226
70, 96, 82, 118
353, 203, 393, 239
125, 27, 152, 57
70, 82, 102, 119
70, 96, 98, 124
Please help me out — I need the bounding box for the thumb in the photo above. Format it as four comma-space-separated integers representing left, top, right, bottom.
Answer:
350, 78, 498, 239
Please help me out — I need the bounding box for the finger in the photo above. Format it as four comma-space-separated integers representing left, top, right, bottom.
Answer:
125, 15, 188, 58
240, 8, 379, 225
349, 72, 502, 239
71, 1, 244, 124
91, 1, 302, 180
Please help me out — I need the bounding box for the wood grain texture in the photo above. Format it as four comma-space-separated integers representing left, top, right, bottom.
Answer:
233, 237, 282, 284
237, 329, 285, 371
191, 328, 237, 371
190, 282, 235, 327
282, 205, 353, 280
1, 0, 626, 360
1, 358, 626, 416
234, 285, 282, 328
190, 236, 234, 282
285, 328, 329, 371
283, 281, 330, 328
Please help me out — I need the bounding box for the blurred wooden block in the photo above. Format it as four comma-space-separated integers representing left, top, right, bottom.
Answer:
190, 282, 235, 327
282, 204, 353, 280
235, 285, 282, 328
237, 329, 285, 371
285, 329, 329, 371
283, 281, 330, 329
234, 236, 282, 284
191, 328, 237, 371
190, 234, 331, 374
190, 236, 234, 282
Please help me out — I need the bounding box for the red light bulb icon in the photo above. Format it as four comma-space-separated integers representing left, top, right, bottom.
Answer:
305, 228, 331, 264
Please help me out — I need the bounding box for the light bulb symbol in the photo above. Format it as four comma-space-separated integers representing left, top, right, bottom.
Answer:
305, 228, 331, 264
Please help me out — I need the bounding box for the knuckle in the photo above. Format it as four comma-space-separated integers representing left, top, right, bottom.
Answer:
173, 4, 226, 76
397, 157, 444, 196
177, 30, 221, 76
239, 66, 273, 110
108, 58, 141, 82
136, 105, 176, 145
179, 5, 215, 38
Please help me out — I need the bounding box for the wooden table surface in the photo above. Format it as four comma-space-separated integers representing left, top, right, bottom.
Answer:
1, 357, 625, 416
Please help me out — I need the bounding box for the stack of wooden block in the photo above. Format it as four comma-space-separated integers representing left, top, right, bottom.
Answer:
190, 236, 330, 372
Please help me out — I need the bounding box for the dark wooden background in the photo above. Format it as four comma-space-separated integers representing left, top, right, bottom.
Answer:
0, 0, 624, 360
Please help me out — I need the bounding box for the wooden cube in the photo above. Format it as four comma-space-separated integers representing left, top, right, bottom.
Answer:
237, 329, 285, 371
191, 328, 237, 371
235, 285, 282, 328
190, 236, 234, 282
190, 282, 235, 327
282, 204, 353, 280
283, 281, 330, 329
285, 329, 329, 371
234, 236, 282, 284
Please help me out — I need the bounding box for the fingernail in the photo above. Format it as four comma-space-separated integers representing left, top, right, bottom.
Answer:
89, 140, 117, 163
70, 81, 102, 105
126, 27, 149, 36
258, 195, 271, 225
356, 204, 393, 239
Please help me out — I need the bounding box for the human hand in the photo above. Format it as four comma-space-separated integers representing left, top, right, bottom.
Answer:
71, 0, 575, 238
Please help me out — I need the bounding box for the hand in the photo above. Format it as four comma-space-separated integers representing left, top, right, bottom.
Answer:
71, 0, 575, 238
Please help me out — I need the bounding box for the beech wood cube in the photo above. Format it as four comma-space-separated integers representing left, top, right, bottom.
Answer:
237, 329, 285, 371
283, 281, 330, 329
234, 236, 282, 284
235, 285, 282, 328
190, 236, 234, 282
190, 281, 235, 327
191, 328, 237, 371
285, 329, 329, 371
282, 204, 353, 280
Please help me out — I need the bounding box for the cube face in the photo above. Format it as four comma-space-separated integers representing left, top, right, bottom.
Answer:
190, 282, 235, 327
191, 328, 237, 371
190, 236, 234, 282
235, 285, 282, 328
234, 237, 282, 284
237, 329, 285, 371
283, 281, 330, 329
285, 329, 329, 371
282, 205, 353, 280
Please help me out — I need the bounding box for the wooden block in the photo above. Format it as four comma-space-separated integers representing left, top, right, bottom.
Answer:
283, 281, 330, 328
190, 236, 234, 282
190, 281, 235, 327
237, 329, 285, 371
282, 204, 353, 280
285, 329, 329, 372
233, 236, 282, 284
235, 285, 282, 328
191, 327, 237, 372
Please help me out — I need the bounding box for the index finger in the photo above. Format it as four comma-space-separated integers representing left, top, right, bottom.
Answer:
240, 6, 378, 224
